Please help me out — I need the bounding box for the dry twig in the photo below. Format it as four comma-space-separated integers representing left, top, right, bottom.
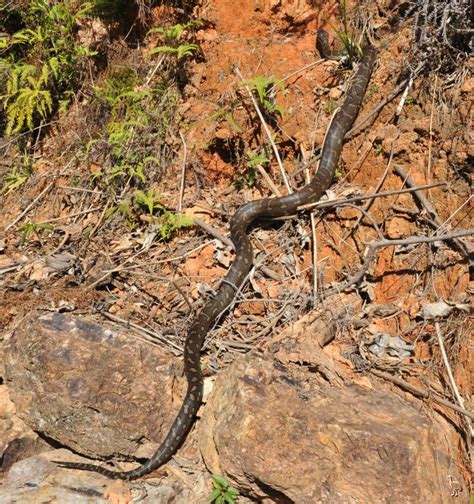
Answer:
178, 131, 187, 213
234, 66, 291, 194
394, 165, 469, 256
370, 368, 474, 421
5, 180, 55, 231
326, 228, 473, 297
343, 131, 400, 241
434, 322, 474, 437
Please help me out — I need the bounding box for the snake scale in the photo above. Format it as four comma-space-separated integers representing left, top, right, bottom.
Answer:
55, 32, 376, 479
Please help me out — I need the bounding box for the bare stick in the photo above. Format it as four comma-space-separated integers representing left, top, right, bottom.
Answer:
395, 75, 414, 117
295, 181, 446, 213
86, 198, 112, 241
326, 228, 473, 296
306, 167, 318, 306
426, 75, 438, 198
144, 55, 166, 87
57, 185, 103, 195
393, 165, 468, 256
102, 312, 182, 352
437, 194, 473, 231
255, 164, 281, 197
40, 206, 102, 224
178, 131, 187, 213
343, 131, 399, 241
234, 66, 292, 194
86, 241, 155, 291
434, 322, 474, 436
370, 368, 474, 421
193, 216, 234, 249
5, 180, 55, 231
107, 240, 217, 272
371, 228, 473, 249
269, 58, 323, 91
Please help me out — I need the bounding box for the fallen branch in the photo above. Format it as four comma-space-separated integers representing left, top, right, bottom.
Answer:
434, 322, 474, 436
394, 165, 469, 256
370, 368, 474, 421
193, 216, 234, 249
5, 180, 55, 231
273, 181, 446, 216
343, 130, 399, 241
178, 131, 188, 213
327, 228, 473, 296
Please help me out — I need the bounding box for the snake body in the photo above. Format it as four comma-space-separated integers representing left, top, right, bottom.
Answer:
56, 34, 376, 480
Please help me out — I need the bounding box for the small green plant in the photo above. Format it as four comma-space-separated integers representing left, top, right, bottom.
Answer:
147, 20, 203, 61
247, 152, 269, 169
325, 99, 338, 114
331, 0, 362, 60
149, 20, 204, 42
133, 189, 194, 239
246, 151, 269, 186
240, 76, 285, 117
149, 42, 200, 60
19, 222, 53, 244
374, 142, 383, 155
405, 95, 416, 105
157, 210, 194, 240
106, 188, 193, 238
235, 151, 270, 189
105, 198, 134, 224
1, 160, 33, 194
369, 84, 379, 95
133, 188, 159, 215
209, 474, 239, 504
89, 67, 167, 185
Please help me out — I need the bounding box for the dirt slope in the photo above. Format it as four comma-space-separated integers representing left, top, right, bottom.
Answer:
0, 0, 472, 501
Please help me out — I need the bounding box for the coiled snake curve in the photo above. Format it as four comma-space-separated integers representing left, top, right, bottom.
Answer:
55, 31, 377, 479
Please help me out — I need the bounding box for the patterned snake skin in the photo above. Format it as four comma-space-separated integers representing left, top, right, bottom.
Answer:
55, 32, 377, 480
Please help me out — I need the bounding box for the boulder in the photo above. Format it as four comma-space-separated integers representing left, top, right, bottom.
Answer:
3, 311, 184, 461
199, 353, 465, 503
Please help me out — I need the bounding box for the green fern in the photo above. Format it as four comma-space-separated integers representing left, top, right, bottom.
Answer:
91, 67, 167, 185
148, 43, 200, 60
19, 222, 54, 244
4, 62, 52, 134
2, 166, 31, 194
158, 211, 194, 240
0, 0, 95, 136
133, 188, 158, 215
147, 20, 202, 61
148, 20, 203, 42
240, 75, 285, 117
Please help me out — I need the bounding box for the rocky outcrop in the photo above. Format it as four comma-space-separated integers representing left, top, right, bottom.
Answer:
199, 353, 465, 503
3, 311, 466, 503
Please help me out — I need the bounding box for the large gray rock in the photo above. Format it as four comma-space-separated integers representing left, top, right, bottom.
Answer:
0, 449, 198, 503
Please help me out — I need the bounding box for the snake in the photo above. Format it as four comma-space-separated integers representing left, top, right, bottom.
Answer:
54, 31, 377, 480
